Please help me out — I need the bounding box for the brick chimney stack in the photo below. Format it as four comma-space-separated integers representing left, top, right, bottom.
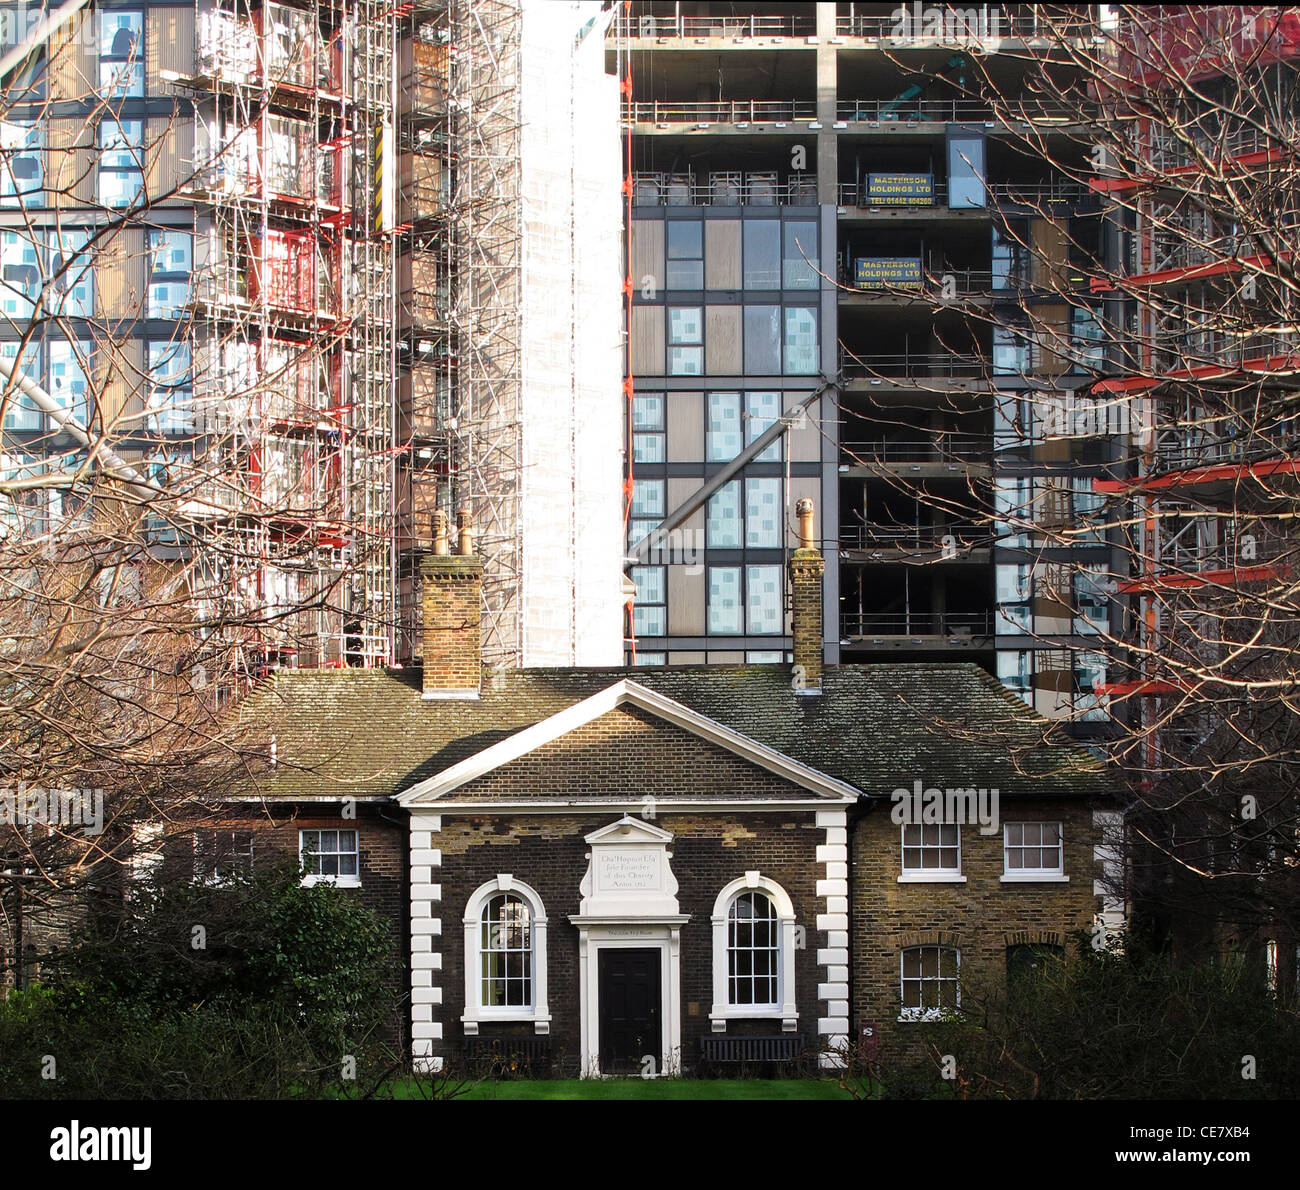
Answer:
788, 497, 823, 695
420, 508, 482, 699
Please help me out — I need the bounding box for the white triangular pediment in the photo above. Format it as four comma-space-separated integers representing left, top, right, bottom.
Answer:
584, 815, 674, 846
395, 678, 861, 805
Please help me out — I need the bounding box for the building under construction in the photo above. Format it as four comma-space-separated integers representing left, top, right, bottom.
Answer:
0, 0, 625, 680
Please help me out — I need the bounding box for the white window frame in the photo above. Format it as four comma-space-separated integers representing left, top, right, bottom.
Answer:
461, 875, 551, 1035
899, 945, 960, 1022
709, 872, 797, 1031
298, 827, 361, 888
899, 823, 965, 883
192, 828, 253, 886
1000, 821, 1067, 882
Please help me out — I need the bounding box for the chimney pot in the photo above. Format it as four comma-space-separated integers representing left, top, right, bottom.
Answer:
457, 507, 474, 556
795, 496, 816, 549
419, 515, 483, 699
788, 498, 824, 695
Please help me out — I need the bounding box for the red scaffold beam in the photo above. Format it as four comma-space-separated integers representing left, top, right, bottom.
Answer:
1094, 457, 1300, 494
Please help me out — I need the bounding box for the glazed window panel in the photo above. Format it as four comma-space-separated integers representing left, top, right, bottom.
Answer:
1004, 822, 1063, 875
783, 306, 819, 375
742, 219, 781, 289
668, 305, 703, 375
746, 391, 782, 461
631, 564, 666, 637
707, 391, 742, 461
707, 481, 742, 548
632, 393, 665, 463
480, 893, 532, 1008
0, 120, 42, 208
900, 946, 960, 1017
902, 823, 960, 873
745, 564, 782, 635
666, 219, 703, 289
743, 305, 781, 373
782, 221, 819, 289
744, 478, 781, 548
728, 891, 779, 1007
300, 829, 360, 880
98, 10, 144, 99
708, 566, 742, 634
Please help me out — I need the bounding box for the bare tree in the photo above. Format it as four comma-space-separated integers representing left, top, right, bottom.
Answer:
0, 4, 365, 986
835, 6, 1300, 963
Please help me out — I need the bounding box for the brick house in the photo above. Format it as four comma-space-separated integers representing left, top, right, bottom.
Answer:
193, 505, 1114, 1076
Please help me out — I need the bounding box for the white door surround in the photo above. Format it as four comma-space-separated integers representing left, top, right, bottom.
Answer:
568, 816, 688, 1076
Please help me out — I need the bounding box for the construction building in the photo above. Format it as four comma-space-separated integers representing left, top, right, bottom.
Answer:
611, 3, 1121, 729
1087, 5, 1300, 972
0, 0, 625, 684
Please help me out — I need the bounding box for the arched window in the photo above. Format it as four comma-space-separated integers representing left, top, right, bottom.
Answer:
462, 876, 550, 1034
710, 873, 797, 1030
728, 891, 780, 1006
480, 893, 531, 1007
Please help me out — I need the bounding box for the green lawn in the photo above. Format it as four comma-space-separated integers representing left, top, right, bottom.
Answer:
392, 1077, 856, 1101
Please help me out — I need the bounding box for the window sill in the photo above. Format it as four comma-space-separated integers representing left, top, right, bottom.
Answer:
300, 875, 361, 889
1000, 873, 1068, 884
709, 1006, 798, 1032
897, 1011, 958, 1024
897, 873, 966, 884
462, 1013, 552, 1036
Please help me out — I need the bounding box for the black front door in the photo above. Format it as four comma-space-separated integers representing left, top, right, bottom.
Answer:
598, 948, 661, 1075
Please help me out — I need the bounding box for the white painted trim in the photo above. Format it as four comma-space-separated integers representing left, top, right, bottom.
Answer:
897, 873, 968, 884
816, 808, 849, 1067
300, 874, 362, 889
408, 812, 444, 1075
999, 874, 1069, 884
461, 875, 552, 1035
570, 920, 686, 1078
395, 679, 862, 805
421, 689, 480, 700
416, 798, 852, 814
709, 874, 798, 1032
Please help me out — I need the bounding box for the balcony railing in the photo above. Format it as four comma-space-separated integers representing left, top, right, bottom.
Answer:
842, 436, 992, 465
837, 179, 1091, 208
841, 610, 995, 637
836, 97, 1079, 124
841, 265, 995, 295
633, 170, 816, 206
840, 347, 987, 380
614, 13, 816, 39
625, 99, 817, 124
840, 523, 988, 550
834, 13, 1098, 41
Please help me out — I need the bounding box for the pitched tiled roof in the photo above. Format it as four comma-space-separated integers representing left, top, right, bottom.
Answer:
235, 662, 1112, 802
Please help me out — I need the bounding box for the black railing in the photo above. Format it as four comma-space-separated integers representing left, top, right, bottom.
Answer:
836, 97, 1080, 124
840, 348, 987, 380
840, 523, 988, 550
626, 99, 817, 124
837, 179, 1092, 208
834, 13, 1098, 41
616, 13, 816, 39
841, 610, 995, 637
841, 437, 992, 464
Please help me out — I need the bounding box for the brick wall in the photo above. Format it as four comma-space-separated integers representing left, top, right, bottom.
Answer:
420, 552, 482, 696
436, 809, 826, 1075
458, 703, 805, 802
851, 799, 1101, 1060
158, 804, 407, 976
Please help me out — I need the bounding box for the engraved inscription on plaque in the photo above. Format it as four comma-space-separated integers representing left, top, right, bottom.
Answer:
596, 850, 660, 892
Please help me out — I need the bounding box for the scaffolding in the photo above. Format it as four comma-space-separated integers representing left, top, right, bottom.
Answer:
445, 0, 523, 668
173, 0, 398, 675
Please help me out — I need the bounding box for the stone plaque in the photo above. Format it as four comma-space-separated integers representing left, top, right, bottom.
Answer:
596, 849, 661, 892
